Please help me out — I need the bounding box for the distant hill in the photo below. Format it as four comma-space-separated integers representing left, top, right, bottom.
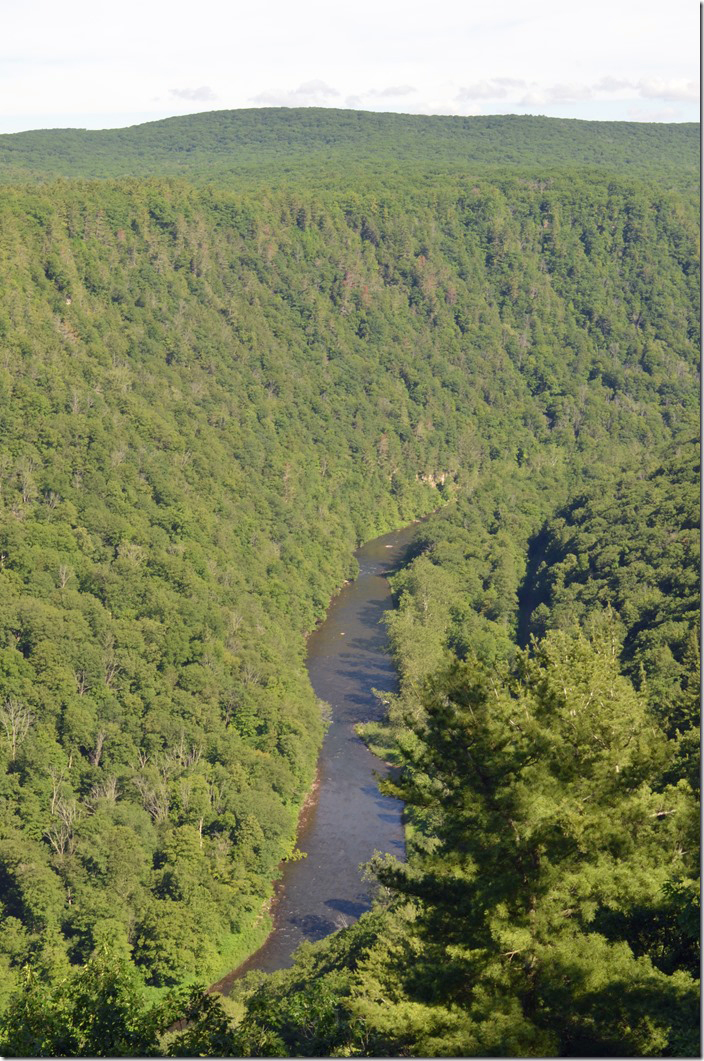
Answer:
0, 108, 698, 186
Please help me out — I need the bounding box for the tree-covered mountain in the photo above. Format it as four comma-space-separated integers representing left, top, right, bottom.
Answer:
0, 108, 698, 186
0, 110, 698, 1055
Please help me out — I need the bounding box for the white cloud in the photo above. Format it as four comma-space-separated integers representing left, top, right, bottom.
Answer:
294, 79, 339, 97
170, 86, 217, 102
518, 89, 544, 107
251, 79, 339, 106
458, 78, 594, 105
251, 79, 341, 106
456, 71, 700, 110
593, 76, 632, 92
252, 80, 418, 110
369, 85, 416, 97
493, 77, 528, 89
637, 78, 698, 102
544, 82, 594, 103
457, 80, 518, 100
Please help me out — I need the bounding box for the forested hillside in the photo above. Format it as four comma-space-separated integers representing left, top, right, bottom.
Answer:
0, 109, 698, 1056
0, 109, 698, 186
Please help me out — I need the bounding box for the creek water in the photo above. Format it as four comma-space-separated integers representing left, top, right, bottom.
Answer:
213, 521, 420, 991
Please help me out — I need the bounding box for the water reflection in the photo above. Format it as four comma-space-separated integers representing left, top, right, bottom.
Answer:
214, 522, 420, 988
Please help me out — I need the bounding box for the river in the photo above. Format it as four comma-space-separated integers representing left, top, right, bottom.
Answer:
212, 520, 419, 991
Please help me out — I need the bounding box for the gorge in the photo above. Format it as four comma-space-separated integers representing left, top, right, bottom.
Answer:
0, 110, 697, 1057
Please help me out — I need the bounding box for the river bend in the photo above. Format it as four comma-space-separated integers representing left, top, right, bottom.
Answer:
215, 522, 418, 987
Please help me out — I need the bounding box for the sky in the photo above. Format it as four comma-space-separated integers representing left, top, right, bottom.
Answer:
0, 0, 699, 133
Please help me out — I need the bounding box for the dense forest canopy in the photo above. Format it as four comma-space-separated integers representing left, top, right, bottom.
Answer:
0, 109, 699, 187
0, 109, 698, 1055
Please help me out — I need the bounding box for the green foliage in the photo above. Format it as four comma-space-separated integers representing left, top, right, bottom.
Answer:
238, 630, 698, 1057
0, 953, 179, 1056
523, 439, 700, 786
0, 109, 697, 187
0, 111, 698, 1054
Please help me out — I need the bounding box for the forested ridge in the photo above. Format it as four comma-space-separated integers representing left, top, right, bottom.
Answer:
0, 109, 698, 187
0, 109, 698, 1055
